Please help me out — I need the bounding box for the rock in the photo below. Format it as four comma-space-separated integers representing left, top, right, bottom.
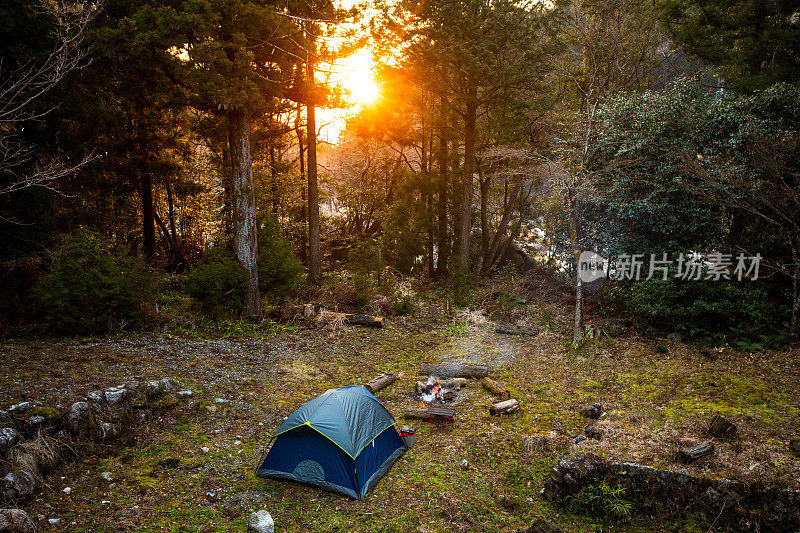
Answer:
124, 380, 141, 392
234, 440, 243, 445
146, 381, 162, 400
97, 422, 118, 442
0, 428, 21, 451
8, 402, 32, 414
177, 390, 193, 398
0, 411, 13, 429
3, 471, 36, 500
579, 403, 603, 419
0, 509, 36, 533
101, 472, 114, 482
666, 332, 683, 342
28, 416, 45, 427
48, 518, 60, 525
525, 518, 565, 533
574, 435, 587, 444
104, 387, 128, 405
248, 510, 274, 533
63, 487, 72, 494
67, 402, 95, 438
87, 390, 106, 405
459, 459, 470, 470
159, 378, 177, 394
790, 439, 800, 455
201, 447, 210, 453
584, 425, 603, 440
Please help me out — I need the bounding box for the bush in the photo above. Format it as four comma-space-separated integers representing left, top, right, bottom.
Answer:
258, 217, 303, 299
185, 248, 246, 319
615, 277, 784, 347
36, 230, 157, 334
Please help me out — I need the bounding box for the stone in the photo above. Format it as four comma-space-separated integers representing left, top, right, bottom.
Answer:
790, 439, 800, 455
104, 388, 127, 405
0, 428, 21, 451
0, 411, 13, 429
63, 487, 72, 494
87, 390, 106, 405
579, 403, 603, 419
574, 435, 587, 444
159, 378, 177, 394
124, 380, 141, 392
667, 332, 683, 342
28, 416, 45, 427
67, 402, 95, 438
101, 472, 113, 482
584, 425, 603, 440
525, 518, 565, 533
8, 402, 32, 414
48, 518, 60, 525
146, 381, 162, 400
248, 510, 274, 533
177, 390, 193, 397
3, 471, 36, 500
97, 422, 118, 442
0, 509, 36, 533
459, 459, 469, 470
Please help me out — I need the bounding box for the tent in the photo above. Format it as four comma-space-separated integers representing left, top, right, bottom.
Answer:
256, 385, 407, 499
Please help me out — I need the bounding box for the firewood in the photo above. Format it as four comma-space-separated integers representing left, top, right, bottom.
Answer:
481, 377, 510, 400
675, 441, 714, 464
402, 408, 431, 421
319, 310, 384, 328
707, 414, 737, 438
364, 372, 396, 394
415, 381, 426, 394
490, 398, 520, 416
420, 363, 489, 379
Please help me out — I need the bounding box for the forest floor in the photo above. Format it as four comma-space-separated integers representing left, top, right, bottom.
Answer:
1, 280, 799, 532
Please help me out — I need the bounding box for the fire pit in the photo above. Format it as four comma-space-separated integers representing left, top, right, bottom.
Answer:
415, 376, 466, 405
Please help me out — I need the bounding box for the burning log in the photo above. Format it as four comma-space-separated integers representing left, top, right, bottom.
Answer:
675, 441, 714, 464
489, 398, 520, 416
420, 363, 489, 379
319, 310, 384, 328
707, 414, 736, 438
481, 377, 510, 400
365, 372, 396, 394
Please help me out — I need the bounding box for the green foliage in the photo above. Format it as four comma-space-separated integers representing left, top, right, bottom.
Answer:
565, 480, 634, 521
185, 248, 246, 319
348, 239, 384, 280
392, 293, 415, 316
351, 274, 376, 310
35, 230, 157, 334
257, 217, 303, 299
617, 277, 784, 346
451, 268, 477, 307
655, 341, 668, 354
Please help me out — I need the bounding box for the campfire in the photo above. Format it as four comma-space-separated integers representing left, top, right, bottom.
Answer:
415, 376, 465, 405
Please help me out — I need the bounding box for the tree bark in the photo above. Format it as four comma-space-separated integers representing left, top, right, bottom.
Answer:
420, 362, 488, 378
436, 95, 449, 277
479, 170, 490, 266
295, 102, 307, 265
306, 61, 321, 283
228, 107, 262, 317
481, 377, 510, 400
569, 189, 583, 348
140, 170, 156, 262
222, 143, 233, 244
365, 372, 397, 394
458, 92, 477, 271
482, 178, 523, 274
490, 398, 520, 415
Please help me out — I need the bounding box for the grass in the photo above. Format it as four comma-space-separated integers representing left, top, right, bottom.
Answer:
0, 285, 798, 531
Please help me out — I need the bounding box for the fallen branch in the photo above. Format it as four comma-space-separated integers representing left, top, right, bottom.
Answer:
420, 363, 489, 379
365, 372, 396, 394
481, 377, 510, 400
319, 310, 384, 328
490, 398, 520, 415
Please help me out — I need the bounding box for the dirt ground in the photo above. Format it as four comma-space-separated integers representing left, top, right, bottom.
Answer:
1, 290, 799, 532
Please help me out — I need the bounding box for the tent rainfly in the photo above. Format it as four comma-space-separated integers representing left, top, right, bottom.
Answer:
256, 385, 407, 499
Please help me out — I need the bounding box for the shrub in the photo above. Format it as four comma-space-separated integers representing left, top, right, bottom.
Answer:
348, 239, 383, 280
616, 277, 784, 347
185, 248, 246, 319
258, 217, 303, 298
35, 230, 157, 334
565, 480, 633, 521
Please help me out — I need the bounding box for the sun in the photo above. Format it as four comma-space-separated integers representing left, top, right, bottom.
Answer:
334, 49, 380, 106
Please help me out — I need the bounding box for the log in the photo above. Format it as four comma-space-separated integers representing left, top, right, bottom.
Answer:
495, 323, 538, 336
365, 372, 396, 394
415, 381, 426, 394
707, 414, 737, 438
402, 408, 431, 421
490, 398, 520, 416
675, 441, 714, 464
319, 310, 384, 328
439, 378, 468, 390
420, 363, 489, 379
481, 377, 510, 401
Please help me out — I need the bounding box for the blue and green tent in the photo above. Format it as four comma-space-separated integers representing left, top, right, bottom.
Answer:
256, 385, 407, 499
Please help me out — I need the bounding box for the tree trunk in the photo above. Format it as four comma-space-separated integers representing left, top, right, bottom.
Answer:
479, 170, 490, 267
419, 362, 488, 378
222, 144, 233, 244
458, 93, 477, 270
481, 377, 510, 400
791, 241, 799, 338
482, 178, 523, 275
140, 171, 156, 262
228, 107, 262, 317
436, 96, 449, 277
295, 102, 307, 265
306, 61, 321, 283
569, 189, 583, 348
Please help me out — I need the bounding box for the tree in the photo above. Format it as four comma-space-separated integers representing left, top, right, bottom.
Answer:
657, 0, 800, 91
